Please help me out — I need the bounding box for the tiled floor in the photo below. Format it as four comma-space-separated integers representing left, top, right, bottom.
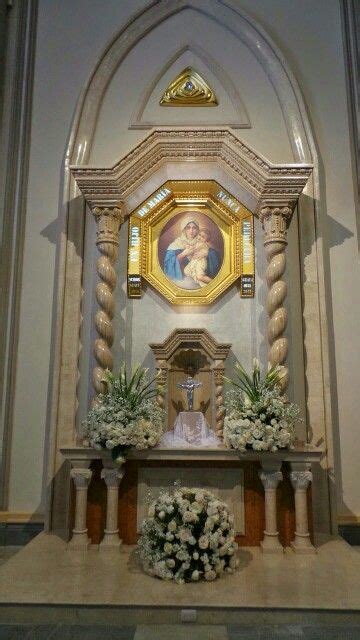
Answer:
0, 547, 22, 568
0, 534, 360, 610
1, 623, 360, 639
0, 540, 360, 638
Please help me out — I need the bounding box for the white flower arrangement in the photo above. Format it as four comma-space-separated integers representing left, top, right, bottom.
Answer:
224, 359, 300, 453
82, 364, 164, 462
138, 487, 239, 583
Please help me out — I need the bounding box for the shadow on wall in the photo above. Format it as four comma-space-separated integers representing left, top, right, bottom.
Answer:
299, 187, 354, 533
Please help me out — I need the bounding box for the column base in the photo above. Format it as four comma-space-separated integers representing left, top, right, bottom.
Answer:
291, 533, 316, 554
261, 534, 284, 554
99, 531, 122, 550
68, 532, 91, 550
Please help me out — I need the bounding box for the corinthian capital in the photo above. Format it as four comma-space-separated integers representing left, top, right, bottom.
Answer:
259, 205, 293, 245
259, 469, 283, 490
290, 470, 313, 491
92, 204, 125, 246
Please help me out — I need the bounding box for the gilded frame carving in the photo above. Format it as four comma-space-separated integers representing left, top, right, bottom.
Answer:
127, 180, 254, 305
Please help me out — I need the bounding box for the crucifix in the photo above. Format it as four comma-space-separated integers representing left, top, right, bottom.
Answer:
177, 376, 202, 411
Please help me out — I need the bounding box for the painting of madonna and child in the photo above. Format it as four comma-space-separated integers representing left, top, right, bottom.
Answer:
158, 211, 224, 290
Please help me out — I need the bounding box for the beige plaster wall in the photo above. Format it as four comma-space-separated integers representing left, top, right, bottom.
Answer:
6, 0, 359, 524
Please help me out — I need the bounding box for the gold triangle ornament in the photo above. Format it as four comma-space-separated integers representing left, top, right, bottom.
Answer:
160, 67, 218, 107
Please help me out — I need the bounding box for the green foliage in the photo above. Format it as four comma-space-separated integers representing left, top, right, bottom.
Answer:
82, 363, 164, 460
223, 359, 300, 453
102, 363, 160, 410
224, 358, 285, 403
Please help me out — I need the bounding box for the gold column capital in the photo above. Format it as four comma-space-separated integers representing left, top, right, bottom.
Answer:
92, 203, 125, 246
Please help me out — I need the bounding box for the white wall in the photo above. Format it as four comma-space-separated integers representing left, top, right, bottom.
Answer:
6, 0, 359, 523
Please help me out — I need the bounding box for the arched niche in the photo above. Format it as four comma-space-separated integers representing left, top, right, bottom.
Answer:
48, 0, 334, 539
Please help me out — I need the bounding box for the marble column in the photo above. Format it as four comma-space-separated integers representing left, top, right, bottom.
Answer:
290, 464, 316, 553
259, 205, 293, 392
91, 203, 124, 398
259, 463, 284, 553
69, 464, 92, 549
99, 464, 125, 550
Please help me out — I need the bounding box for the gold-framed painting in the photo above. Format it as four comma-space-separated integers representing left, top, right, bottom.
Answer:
127, 180, 254, 305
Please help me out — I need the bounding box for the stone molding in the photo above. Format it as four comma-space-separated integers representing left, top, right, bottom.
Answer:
149, 328, 231, 362
129, 42, 251, 130
70, 129, 312, 214
0, 0, 38, 509
61, 446, 322, 464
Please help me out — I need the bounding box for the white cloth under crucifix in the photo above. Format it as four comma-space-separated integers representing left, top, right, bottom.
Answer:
159, 411, 220, 448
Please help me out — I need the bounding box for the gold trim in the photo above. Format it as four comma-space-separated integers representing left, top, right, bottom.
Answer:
127, 180, 254, 305
0, 511, 44, 524
160, 67, 218, 107
337, 515, 360, 524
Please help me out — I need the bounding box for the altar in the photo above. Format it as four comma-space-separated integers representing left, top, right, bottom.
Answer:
42, 120, 329, 560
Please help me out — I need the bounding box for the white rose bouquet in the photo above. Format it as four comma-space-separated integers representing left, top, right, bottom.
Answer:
82, 364, 164, 463
224, 359, 300, 453
138, 487, 239, 584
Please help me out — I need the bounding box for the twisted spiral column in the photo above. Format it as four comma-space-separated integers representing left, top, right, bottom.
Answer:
214, 367, 225, 437
260, 206, 293, 392
92, 204, 124, 397
155, 363, 168, 412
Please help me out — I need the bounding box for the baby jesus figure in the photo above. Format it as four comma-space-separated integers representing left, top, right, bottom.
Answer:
183, 228, 213, 287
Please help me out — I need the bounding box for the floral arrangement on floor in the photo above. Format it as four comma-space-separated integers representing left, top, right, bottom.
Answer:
138, 487, 239, 583
82, 364, 164, 463
223, 359, 300, 453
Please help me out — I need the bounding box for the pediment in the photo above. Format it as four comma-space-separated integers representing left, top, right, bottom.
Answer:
149, 328, 231, 362
129, 45, 250, 130
70, 129, 312, 217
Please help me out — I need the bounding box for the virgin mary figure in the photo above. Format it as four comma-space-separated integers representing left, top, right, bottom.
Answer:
163, 216, 220, 288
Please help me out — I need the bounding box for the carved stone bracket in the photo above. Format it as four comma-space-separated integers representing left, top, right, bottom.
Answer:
259, 204, 294, 391
91, 203, 125, 397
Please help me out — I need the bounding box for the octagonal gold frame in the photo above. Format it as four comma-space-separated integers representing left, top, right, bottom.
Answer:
127, 180, 254, 305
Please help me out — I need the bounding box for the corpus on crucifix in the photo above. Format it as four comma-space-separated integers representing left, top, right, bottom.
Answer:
177, 376, 202, 411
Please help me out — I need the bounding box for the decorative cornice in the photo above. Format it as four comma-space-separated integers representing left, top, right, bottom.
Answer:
70, 130, 312, 216
150, 328, 231, 361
